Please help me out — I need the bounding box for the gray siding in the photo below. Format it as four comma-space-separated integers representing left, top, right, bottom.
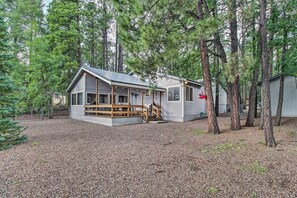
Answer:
184, 86, 206, 121
70, 73, 86, 119
270, 76, 297, 117
156, 76, 184, 121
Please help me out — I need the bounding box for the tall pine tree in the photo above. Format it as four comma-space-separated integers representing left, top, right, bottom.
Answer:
0, 16, 26, 150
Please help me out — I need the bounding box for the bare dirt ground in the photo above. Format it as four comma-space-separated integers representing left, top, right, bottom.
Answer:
1, 116, 297, 197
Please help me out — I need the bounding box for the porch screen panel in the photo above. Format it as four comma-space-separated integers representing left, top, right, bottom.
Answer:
168, 87, 180, 101
99, 94, 108, 104
186, 87, 193, 101
71, 94, 77, 105
119, 95, 128, 103
77, 92, 83, 105
87, 93, 96, 104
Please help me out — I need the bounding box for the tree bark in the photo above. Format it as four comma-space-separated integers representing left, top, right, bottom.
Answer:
275, 20, 288, 126
102, 0, 109, 70
196, 0, 220, 134
76, 0, 82, 67
275, 74, 284, 126
118, 44, 123, 72
259, 0, 276, 147
245, 64, 259, 126
228, 0, 241, 130
246, 11, 260, 126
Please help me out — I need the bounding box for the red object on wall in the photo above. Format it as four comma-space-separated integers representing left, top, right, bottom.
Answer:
199, 94, 207, 99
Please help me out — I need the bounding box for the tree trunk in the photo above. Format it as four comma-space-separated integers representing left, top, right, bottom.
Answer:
245, 64, 259, 126
275, 21, 288, 126
228, 0, 240, 130
246, 23, 260, 126
118, 44, 123, 72
215, 74, 220, 116
196, 0, 220, 134
102, 0, 108, 70
76, 0, 82, 67
259, 0, 276, 147
115, 22, 119, 72
275, 74, 284, 126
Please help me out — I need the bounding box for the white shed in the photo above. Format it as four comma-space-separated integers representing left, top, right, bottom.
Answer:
269, 75, 297, 117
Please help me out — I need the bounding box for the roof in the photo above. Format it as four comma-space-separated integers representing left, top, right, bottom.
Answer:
257, 74, 296, 86
157, 73, 204, 87
66, 66, 166, 92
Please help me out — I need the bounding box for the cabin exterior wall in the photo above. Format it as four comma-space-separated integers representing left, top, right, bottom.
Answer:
270, 76, 297, 117
70, 73, 86, 120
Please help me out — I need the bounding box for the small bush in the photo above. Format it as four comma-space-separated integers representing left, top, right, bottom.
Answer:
202, 141, 245, 153
193, 129, 206, 136
244, 160, 268, 174
208, 186, 218, 193
289, 129, 297, 137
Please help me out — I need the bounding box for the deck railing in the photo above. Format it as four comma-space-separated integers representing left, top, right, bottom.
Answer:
85, 104, 150, 122
152, 104, 161, 120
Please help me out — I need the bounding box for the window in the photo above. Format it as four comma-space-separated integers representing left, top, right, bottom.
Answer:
186, 87, 193, 101
87, 93, 96, 104
99, 94, 108, 104
119, 95, 128, 103
71, 93, 77, 105
145, 90, 151, 96
77, 92, 83, 105
168, 87, 180, 101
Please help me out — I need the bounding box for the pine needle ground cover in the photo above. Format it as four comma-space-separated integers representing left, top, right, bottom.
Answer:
1, 117, 297, 197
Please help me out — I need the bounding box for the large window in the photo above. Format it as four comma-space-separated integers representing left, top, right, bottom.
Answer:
99, 94, 108, 104
77, 92, 83, 105
87, 93, 96, 104
145, 90, 151, 96
168, 87, 180, 101
72, 93, 83, 105
186, 87, 193, 101
71, 93, 77, 105
119, 95, 128, 103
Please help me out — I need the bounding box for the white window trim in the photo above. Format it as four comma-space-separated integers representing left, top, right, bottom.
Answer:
185, 86, 194, 102
167, 86, 181, 102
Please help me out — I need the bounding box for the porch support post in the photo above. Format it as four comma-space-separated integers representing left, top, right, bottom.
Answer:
96, 78, 98, 115
159, 91, 161, 108
111, 85, 114, 118
142, 90, 144, 112
152, 90, 155, 104
128, 87, 131, 117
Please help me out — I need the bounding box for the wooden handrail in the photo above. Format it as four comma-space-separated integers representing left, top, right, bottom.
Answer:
85, 104, 149, 122
152, 104, 161, 120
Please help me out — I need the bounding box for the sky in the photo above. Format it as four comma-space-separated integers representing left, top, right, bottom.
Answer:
43, 0, 52, 12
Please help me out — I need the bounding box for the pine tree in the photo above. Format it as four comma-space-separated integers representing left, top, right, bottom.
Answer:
0, 16, 26, 150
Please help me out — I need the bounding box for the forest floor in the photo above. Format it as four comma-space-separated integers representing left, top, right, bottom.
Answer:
1, 116, 297, 197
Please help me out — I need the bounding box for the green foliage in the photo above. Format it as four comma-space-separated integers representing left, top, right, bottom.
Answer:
193, 129, 206, 136
207, 186, 218, 193
47, 0, 81, 93
0, 16, 26, 150
243, 160, 268, 174
202, 141, 245, 153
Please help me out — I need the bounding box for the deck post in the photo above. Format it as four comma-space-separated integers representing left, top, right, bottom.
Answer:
142, 89, 144, 113
152, 90, 154, 104
128, 88, 131, 117
159, 91, 162, 108
96, 78, 98, 115
111, 85, 114, 118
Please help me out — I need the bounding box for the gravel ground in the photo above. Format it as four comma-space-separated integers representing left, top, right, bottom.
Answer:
1, 117, 297, 197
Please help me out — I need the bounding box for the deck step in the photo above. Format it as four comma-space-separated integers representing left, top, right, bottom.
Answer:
148, 120, 167, 124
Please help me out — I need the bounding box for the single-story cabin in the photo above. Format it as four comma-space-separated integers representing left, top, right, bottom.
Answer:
269, 75, 297, 117
67, 66, 227, 126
